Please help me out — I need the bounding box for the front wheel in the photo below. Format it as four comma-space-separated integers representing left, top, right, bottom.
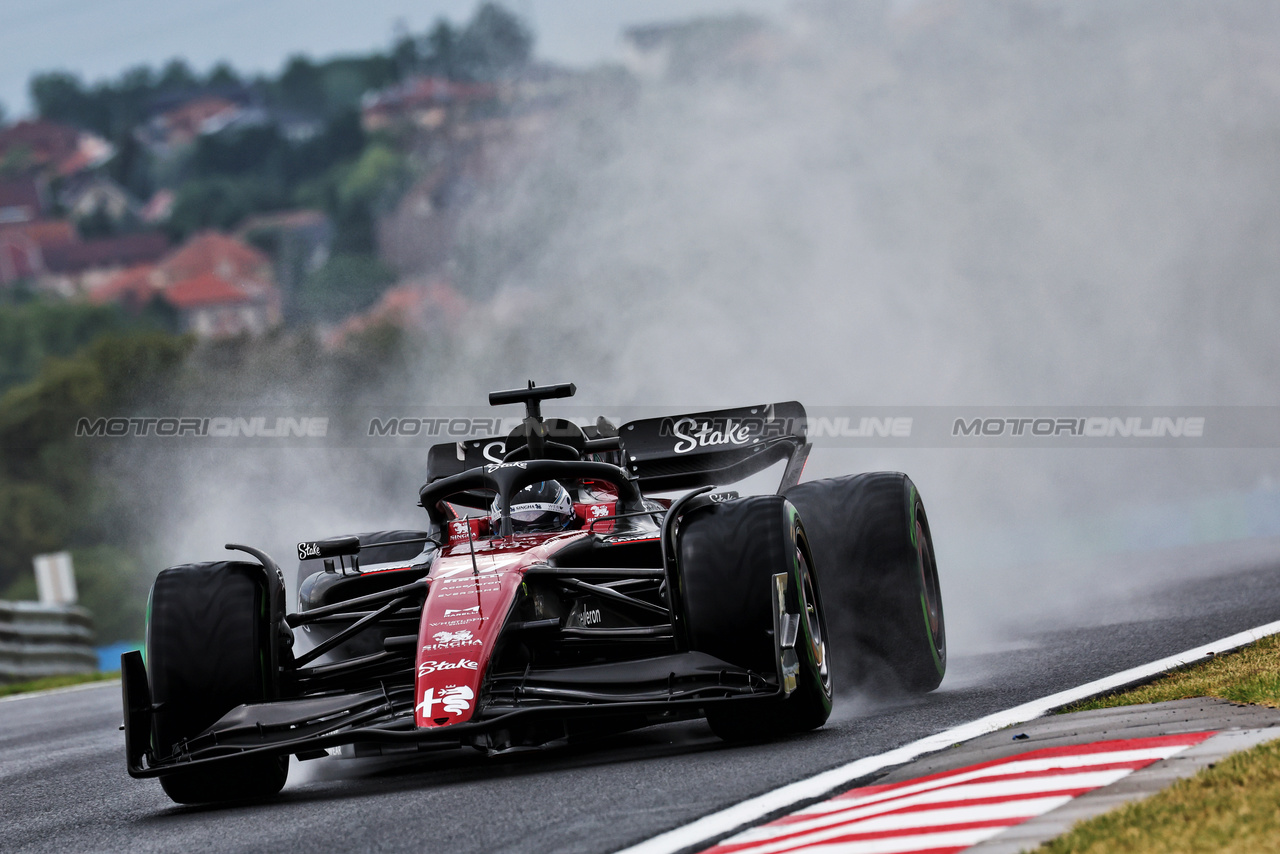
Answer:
677, 495, 832, 741
147, 561, 289, 804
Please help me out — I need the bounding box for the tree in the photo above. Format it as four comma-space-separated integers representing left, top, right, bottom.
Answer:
425, 20, 461, 77
294, 253, 395, 322
277, 56, 327, 115
167, 177, 286, 238
0, 331, 191, 635
456, 3, 534, 80
158, 58, 199, 91
206, 62, 242, 89
30, 71, 107, 133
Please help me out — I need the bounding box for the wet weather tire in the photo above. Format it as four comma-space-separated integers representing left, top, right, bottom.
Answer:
147, 561, 288, 804
677, 495, 832, 741
786, 472, 946, 693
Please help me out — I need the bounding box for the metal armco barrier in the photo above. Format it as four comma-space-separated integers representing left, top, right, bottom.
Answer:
0, 601, 97, 681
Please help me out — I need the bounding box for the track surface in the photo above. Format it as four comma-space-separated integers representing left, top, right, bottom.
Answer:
4, 541, 1279, 854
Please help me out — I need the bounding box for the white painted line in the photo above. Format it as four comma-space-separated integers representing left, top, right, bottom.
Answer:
613, 618, 1280, 854
0, 678, 120, 704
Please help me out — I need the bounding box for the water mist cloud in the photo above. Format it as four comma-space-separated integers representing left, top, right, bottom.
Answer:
118, 1, 1280, 652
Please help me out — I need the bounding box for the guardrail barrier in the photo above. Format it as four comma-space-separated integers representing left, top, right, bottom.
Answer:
0, 601, 97, 682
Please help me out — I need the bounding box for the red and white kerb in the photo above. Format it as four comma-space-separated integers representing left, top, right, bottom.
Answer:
700, 732, 1215, 854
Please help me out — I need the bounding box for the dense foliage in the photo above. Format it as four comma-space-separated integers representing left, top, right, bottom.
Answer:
0, 327, 193, 609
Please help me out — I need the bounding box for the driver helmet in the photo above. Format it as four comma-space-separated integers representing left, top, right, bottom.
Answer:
492, 480, 575, 534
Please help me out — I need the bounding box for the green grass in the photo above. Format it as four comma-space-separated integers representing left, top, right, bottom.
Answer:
1063, 632, 1280, 713
1035, 737, 1280, 853
0, 670, 119, 698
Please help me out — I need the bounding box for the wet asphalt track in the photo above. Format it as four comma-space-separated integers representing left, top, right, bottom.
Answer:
4, 540, 1279, 854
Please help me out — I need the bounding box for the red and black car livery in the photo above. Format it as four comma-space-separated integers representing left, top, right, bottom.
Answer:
122, 382, 946, 804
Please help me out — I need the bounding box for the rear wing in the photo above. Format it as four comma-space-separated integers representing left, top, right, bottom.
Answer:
424, 401, 810, 494
617, 401, 809, 493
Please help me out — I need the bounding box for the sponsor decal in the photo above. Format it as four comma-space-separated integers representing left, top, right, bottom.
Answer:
450, 521, 470, 537
670, 417, 753, 454
297, 541, 321, 560
708, 491, 739, 503
578, 608, 602, 626
484, 461, 528, 472
589, 504, 610, 518
433, 557, 522, 579
603, 533, 661, 545
444, 606, 480, 616
417, 685, 475, 718
422, 629, 483, 651
417, 658, 478, 677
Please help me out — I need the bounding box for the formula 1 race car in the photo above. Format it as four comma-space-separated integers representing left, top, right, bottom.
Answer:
122, 382, 945, 804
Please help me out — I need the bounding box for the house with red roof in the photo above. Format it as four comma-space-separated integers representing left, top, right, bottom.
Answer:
0, 220, 75, 286
361, 76, 498, 132
91, 230, 281, 337
137, 97, 243, 155
162, 271, 272, 337
0, 120, 114, 177
325, 277, 465, 348
0, 177, 48, 225
86, 263, 159, 311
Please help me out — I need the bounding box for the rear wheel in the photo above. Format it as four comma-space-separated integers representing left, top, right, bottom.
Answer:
786, 472, 946, 692
147, 561, 288, 804
677, 495, 832, 741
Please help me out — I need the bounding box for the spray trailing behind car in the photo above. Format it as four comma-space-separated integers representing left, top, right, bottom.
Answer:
122, 381, 945, 804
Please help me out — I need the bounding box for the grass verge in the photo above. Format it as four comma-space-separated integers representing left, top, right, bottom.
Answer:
1063, 632, 1280, 713
0, 670, 119, 698
1035, 737, 1280, 853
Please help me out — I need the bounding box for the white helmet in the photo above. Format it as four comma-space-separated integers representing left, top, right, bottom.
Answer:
492, 481, 574, 533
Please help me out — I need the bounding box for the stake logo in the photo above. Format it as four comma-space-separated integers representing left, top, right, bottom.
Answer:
484, 461, 528, 473
669, 417, 754, 454
417, 659, 478, 677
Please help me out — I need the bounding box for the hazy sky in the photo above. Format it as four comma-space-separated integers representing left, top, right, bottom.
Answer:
0, 0, 792, 120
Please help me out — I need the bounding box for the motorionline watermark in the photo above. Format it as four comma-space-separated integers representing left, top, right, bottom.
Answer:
76, 416, 329, 438
951, 416, 1204, 438
355, 408, 1248, 447
73, 407, 1280, 447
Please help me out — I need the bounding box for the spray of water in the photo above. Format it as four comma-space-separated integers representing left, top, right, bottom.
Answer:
114, 0, 1280, 666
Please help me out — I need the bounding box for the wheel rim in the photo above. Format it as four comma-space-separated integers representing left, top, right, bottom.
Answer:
795, 546, 831, 693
